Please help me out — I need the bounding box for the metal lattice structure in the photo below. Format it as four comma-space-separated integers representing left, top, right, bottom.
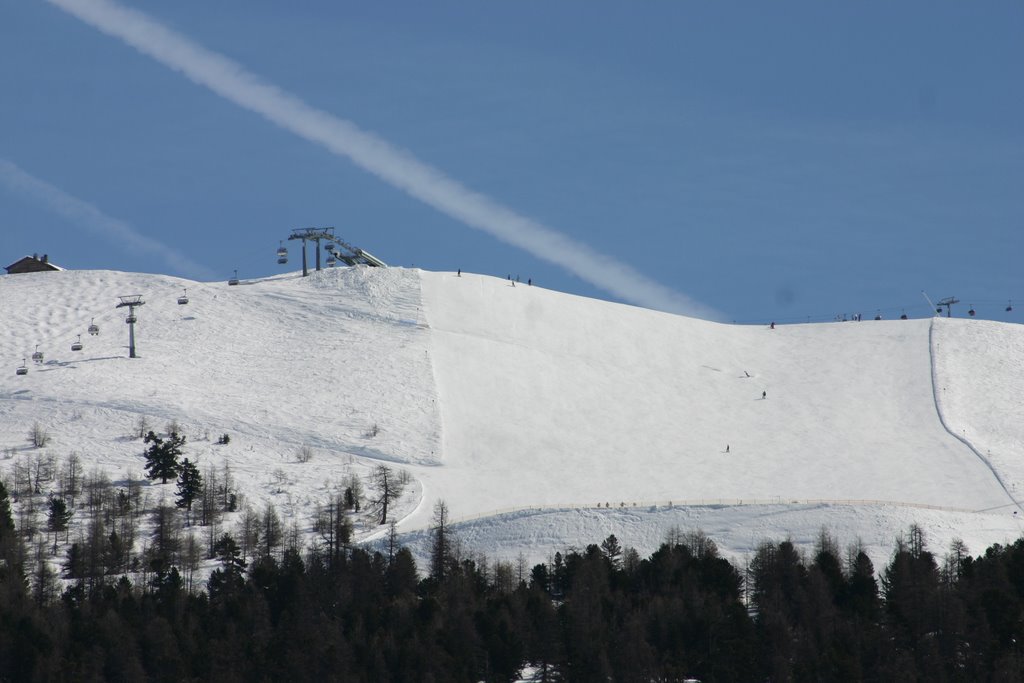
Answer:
936, 296, 960, 318
286, 227, 387, 275
288, 227, 336, 276
326, 238, 388, 268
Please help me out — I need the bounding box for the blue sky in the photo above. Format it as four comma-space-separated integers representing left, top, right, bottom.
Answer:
2, 1, 1021, 323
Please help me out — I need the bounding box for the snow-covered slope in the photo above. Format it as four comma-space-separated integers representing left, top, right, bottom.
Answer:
1, 267, 1022, 571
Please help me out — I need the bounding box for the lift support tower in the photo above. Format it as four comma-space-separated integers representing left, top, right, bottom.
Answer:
288, 227, 337, 277
116, 295, 145, 358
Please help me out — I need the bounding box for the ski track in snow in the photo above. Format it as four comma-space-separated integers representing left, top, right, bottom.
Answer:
928, 317, 1024, 513
1, 266, 1023, 574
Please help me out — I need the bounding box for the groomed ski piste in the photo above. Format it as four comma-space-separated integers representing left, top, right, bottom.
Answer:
2, 266, 1022, 574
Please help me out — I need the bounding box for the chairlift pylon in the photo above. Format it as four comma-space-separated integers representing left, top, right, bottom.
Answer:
71, 334, 83, 352
31, 345, 43, 364
88, 317, 100, 336
16, 359, 28, 376
177, 288, 189, 305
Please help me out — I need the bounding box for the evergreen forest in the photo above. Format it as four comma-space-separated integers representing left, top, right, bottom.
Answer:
3, 478, 1024, 681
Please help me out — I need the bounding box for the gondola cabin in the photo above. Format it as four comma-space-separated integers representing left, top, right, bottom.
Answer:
16, 360, 27, 376
71, 335, 83, 352
88, 318, 100, 335
177, 288, 189, 305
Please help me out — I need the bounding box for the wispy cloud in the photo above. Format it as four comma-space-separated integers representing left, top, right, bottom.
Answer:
45, 0, 719, 319
0, 158, 216, 280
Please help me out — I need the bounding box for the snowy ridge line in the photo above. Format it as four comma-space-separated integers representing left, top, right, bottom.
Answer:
928, 318, 1024, 514
446, 498, 978, 526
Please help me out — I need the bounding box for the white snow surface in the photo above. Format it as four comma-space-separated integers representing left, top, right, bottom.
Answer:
2, 267, 1022, 572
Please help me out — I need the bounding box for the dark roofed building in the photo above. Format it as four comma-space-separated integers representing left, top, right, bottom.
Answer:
5, 254, 64, 274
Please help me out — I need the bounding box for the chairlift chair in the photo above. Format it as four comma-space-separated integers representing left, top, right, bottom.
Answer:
31, 345, 43, 364
177, 288, 189, 305
276, 242, 288, 264
71, 334, 83, 352
126, 315, 137, 324
88, 318, 100, 336
1007, 300, 1013, 313
326, 253, 337, 267
874, 311, 882, 320
900, 310, 908, 320
228, 269, 239, 286
969, 305, 976, 317
16, 360, 28, 376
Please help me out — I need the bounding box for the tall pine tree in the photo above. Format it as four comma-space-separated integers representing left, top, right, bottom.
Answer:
143, 431, 185, 484
175, 458, 202, 525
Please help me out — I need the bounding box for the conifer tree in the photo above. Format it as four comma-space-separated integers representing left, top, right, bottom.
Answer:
0, 481, 14, 542
0, 482, 24, 589
368, 464, 406, 525
600, 534, 623, 568
143, 431, 185, 484
47, 497, 72, 554
430, 499, 453, 582
175, 458, 202, 525
208, 533, 246, 599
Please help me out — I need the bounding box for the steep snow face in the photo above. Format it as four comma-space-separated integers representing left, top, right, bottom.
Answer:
1, 266, 1022, 570
418, 271, 1011, 523
932, 317, 1024, 508
0, 267, 440, 531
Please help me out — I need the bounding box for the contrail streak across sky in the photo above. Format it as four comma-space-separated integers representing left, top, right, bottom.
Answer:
0, 158, 216, 280
45, 0, 718, 318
